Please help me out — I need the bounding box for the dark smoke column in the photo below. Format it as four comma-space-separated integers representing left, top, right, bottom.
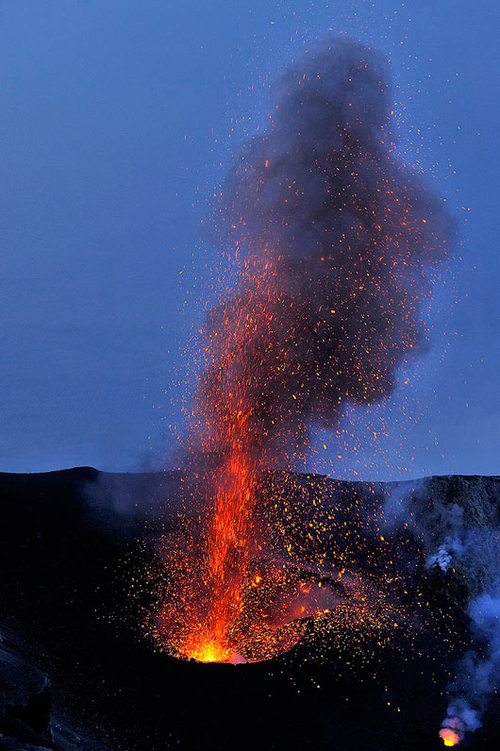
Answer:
202, 36, 455, 469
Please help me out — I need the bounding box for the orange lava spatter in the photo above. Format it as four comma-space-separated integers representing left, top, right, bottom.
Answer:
148, 38, 453, 664
160, 256, 316, 662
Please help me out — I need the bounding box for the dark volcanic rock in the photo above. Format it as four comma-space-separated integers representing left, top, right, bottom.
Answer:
0, 629, 51, 748
0, 628, 104, 751
0, 467, 499, 750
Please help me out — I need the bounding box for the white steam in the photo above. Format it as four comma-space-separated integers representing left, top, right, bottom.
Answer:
379, 481, 500, 743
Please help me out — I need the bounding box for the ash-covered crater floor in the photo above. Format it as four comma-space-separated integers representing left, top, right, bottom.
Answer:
0, 467, 499, 751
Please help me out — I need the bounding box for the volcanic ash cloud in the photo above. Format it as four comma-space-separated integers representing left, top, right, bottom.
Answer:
168, 37, 456, 665
200, 36, 456, 471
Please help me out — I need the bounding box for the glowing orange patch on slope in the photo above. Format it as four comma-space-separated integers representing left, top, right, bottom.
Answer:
439, 728, 460, 746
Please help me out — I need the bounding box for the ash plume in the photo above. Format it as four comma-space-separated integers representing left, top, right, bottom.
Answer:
165, 37, 456, 664
193, 36, 455, 471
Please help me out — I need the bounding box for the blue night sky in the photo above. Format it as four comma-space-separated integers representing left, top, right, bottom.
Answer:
0, 0, 498, 479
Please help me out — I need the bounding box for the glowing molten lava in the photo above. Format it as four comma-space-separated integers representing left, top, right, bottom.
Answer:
149, 38, 454, 666
158, 255, 306, 663
439, 728, 460, 747
187, 641, 236, 664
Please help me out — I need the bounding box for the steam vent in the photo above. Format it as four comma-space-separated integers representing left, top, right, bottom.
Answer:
1, 468, 499, 750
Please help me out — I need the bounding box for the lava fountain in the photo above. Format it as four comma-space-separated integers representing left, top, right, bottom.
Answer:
151, 37, 455, 664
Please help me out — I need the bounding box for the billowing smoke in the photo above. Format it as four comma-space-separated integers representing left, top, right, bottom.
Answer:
193, 36, 455, 473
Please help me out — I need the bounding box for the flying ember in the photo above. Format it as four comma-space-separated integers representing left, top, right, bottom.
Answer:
150, 37, 454, 664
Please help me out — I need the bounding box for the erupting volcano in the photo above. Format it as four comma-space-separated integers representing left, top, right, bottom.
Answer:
2, 9, 500, 751
150, 38, 454, 666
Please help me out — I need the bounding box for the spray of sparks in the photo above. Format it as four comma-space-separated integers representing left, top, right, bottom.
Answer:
148, 38, 454, 664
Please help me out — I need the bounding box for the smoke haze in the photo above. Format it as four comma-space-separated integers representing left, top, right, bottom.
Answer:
380, 479, 500, 743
